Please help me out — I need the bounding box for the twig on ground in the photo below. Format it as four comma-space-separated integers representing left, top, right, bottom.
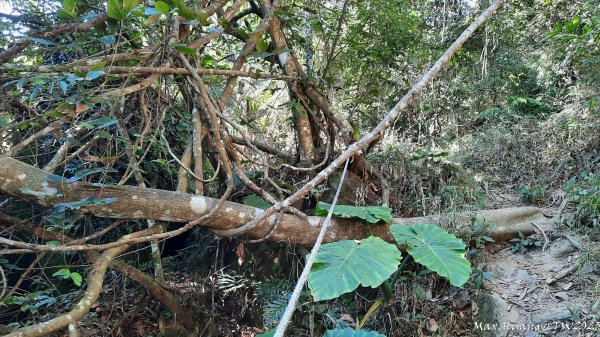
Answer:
530, 222, 549, 251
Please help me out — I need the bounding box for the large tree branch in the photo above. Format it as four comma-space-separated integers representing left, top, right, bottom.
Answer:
0, 156, 550, 246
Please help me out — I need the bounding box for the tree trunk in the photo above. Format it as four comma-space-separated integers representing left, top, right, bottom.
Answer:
0, 156, 551, 245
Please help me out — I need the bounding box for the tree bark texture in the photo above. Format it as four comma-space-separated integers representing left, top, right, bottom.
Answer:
0, 156, 551, 245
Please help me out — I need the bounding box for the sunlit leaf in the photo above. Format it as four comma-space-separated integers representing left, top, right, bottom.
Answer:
175, 45, 197, 56
107, 0, 126, 19
123, 0, 139, 12
308, 237, 402, 301
314, 202, 393, 224
52, 268, 71, 278
154, 1, 171, 14
390, 223, 471, 287
70, 273, 82, 286
85, 70, 105, 81
177, 3, 196, 19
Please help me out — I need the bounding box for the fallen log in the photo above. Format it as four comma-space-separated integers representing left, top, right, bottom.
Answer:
0, 156, 551, 245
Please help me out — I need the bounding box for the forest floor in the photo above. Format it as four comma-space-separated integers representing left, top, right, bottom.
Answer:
470, 193, 599, 337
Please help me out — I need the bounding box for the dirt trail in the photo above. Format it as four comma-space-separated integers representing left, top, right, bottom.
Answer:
473, 205, 599, 337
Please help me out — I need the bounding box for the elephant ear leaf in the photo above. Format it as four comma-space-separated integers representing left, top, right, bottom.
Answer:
315, 202, 393, 224
324, 328, 386, 337
308, 237, 402, 301
390, 223, 471, 287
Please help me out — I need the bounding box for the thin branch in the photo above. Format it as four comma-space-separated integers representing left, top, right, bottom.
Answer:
321, 0, 350, 80
220, 0, 280, 106
188, 0, 247, 49
4, 227, 154, 337
6, 121, 62, 157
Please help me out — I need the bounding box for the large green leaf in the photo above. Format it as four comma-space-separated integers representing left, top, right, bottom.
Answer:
308, 237, 402, 301
314, 202, 393, 224
107, 0, 126, 19
390, 223, 471, 287
324, 328, 385, 337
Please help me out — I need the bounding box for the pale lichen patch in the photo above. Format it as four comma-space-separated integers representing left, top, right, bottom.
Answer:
225, 207, 233, 212
308, 217, 321, 227
133, 210, 145, 217
190, 196, 207, 214
17, 174, 26, 180
131, 195, 138, 200
239, 212, 246, 219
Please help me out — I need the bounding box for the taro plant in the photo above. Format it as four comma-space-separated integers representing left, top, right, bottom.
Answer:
300, 203, 472, 336
471, 266, 493, 290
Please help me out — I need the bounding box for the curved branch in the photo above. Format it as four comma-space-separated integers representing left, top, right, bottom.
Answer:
4, 226, 154, 337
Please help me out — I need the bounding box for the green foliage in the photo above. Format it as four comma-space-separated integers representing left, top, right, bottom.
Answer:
390, 223, 471, 287
308, 237, 402, 301
510, 232, 542, 254
468, 220, 496, 250
60, 0, 78, 19
410, 148, 449, 161
517, 183, 547, 204
0, 291, 58, 315
314, 202, 393, 224
262, 297, 289, 328
508, 95, 552, 116
565, 172, 600, 231
52, 268, 83, 286
323, 328, 386, 337
471, 266, 493, 290
107, 0, 139, 19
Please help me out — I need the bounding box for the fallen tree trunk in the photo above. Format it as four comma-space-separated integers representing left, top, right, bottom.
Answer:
0, 156, 551, 245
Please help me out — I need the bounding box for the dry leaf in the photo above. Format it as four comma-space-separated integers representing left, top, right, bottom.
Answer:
236, 242, 245, 265
426, 318, 439, 332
